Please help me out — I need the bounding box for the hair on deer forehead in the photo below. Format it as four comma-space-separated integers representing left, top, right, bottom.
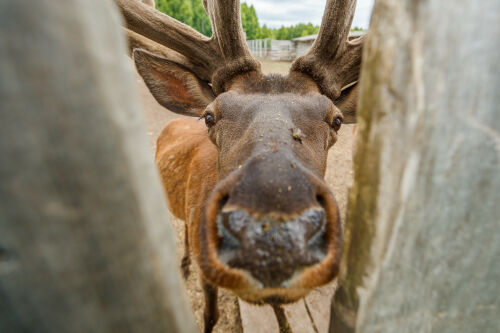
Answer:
118, 0, 364, 331
226, 72, 322, 95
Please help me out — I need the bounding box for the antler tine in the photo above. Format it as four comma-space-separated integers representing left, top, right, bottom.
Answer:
125, 29, 209, 77
204, 0, 261, 93
205, 0, 251, 60
116, 0, 218, 81
312, 0, 357, 60
291, 0, 364, 101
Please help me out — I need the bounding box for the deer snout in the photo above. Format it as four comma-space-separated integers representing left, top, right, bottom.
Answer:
199, 164, 342, 302
216, 208, 328, 287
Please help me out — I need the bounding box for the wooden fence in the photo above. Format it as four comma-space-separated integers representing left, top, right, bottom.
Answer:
330, 0, 500, 332
247, 31, 366, 61
0, 0, 196, 332
247, 38, 294, 61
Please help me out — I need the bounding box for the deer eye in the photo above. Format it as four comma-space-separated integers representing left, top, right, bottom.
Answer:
332, 116, 343, 131
202, 112, 215, 128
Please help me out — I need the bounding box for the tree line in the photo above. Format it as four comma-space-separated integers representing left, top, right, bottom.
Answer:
240, 3, 321, 40
156, 0, 362, 40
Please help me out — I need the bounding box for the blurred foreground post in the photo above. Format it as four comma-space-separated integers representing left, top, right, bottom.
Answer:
331, 0, 500, 332
0, 0, 196, 332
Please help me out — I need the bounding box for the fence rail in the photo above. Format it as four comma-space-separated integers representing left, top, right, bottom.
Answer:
247, 31, 366, 61
247, 39, 294, 61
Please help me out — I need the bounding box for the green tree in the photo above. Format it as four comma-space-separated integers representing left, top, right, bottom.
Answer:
191, 0, 212, 36
155, 0, 325, 41
241, 3, 260, 40
269, 23, 320, 40
274, 26, 287, 40
260, 24, 272, 39
157, 0, 193, 27
301, 23, 319, 37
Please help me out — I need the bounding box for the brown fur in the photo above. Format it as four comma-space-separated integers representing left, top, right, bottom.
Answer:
156, 118, 217, 282
155, 118, 217, 221
335, 83, 359, 124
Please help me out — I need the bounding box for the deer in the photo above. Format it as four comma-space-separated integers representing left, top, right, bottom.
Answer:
116, 0, 364, 331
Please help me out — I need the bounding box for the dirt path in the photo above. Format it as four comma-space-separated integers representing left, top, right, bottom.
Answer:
135, 59, 355, 332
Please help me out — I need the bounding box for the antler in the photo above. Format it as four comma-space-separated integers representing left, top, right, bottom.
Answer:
291, 0, 364, 100
125, 28, 210, 75
116, 0, 260, 93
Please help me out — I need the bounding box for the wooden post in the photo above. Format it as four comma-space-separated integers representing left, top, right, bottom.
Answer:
330, 0, 500, 332
0, 0, 197, 332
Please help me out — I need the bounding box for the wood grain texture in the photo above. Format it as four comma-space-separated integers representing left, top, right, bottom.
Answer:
0, 0, 196, 332
330, 0, 500, 332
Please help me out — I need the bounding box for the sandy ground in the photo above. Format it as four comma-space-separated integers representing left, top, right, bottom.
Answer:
135, 59, 355, 332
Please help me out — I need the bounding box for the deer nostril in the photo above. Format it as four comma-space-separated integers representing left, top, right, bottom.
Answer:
219, 194, 229, 209
306, 208, 328, 259
316, 194, 326, 208
214, 208, 330, 287
216, 209, 243, 264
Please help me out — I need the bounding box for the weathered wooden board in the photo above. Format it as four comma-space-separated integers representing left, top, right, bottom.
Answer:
0, 0, 196, 332
331, 0, 500, 332
238, 263, 337, 333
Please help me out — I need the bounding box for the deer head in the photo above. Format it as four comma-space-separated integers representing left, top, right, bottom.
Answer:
117, 0, 363, 304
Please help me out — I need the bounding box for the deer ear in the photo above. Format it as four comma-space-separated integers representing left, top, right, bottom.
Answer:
334, 83, 359, 124
133, 49, 215, 117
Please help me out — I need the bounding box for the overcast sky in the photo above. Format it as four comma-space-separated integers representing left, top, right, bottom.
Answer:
243, 0, 374, 29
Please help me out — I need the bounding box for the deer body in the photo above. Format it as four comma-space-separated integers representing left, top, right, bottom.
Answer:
156, 118, 216, 223
118, 0, 364, 331
155, 118, 217, 277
